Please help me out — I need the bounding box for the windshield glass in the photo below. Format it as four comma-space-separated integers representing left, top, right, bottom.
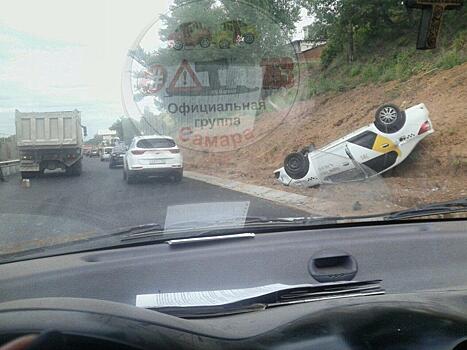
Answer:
0, 0, 465, 260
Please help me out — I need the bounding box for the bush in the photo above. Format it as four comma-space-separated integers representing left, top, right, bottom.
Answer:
306, 23, 466, 97
452, 30, 467, 51
436, 50, 464, 69
350, 64, 362, 77
320, 43, 340, 68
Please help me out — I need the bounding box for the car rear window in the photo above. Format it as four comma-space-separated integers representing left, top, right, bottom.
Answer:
136, 138, 176, 149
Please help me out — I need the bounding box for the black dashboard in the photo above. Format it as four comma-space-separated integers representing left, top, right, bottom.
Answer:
0, 220, 466, 349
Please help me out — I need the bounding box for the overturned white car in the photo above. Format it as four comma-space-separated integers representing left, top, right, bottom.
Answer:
275, 103, 434, 187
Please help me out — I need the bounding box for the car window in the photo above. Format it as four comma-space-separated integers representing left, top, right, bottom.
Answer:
0, 0, 465, 262
136, 138, 176, 149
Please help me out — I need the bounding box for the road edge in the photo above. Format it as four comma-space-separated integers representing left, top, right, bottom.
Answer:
184, 171, 316, 214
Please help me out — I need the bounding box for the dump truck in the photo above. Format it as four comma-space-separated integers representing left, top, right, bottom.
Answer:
15, 109, 87, 178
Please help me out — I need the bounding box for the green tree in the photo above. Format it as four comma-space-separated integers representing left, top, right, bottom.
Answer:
304, 0, 412, 65
109, 117, 124, 140
85, 134, 103, 146
130, 0, 304, 68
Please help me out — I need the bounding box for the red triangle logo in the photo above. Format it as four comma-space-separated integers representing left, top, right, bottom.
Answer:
167, 59, 203, 94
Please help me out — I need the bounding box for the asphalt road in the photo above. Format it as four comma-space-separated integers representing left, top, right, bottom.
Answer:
0, 157, 307, 254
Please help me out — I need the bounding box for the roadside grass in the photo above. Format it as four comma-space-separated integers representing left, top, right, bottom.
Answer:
302, 30, 467, 99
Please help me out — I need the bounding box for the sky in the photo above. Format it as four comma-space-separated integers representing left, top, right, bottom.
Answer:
0, 0, 312, 139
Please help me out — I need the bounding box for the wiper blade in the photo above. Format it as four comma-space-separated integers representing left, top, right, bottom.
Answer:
120, 216, 341, 243
111, 223, 163, 236
144, 280, 384, 319
385, 197, 467, 220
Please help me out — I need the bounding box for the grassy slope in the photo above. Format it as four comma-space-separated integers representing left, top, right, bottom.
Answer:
302, 29, 467, 98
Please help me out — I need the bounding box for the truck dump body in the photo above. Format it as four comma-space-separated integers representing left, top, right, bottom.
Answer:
15, 109, 85, 177
15, 110, 82, 148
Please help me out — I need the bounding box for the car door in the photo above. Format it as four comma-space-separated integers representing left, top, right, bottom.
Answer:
346, 130, 400, 174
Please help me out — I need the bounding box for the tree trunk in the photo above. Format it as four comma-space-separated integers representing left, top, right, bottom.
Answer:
406, 7, 415, 24
347, 24, 355, 63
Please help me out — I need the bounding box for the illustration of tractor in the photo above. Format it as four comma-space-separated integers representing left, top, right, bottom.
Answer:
168, 21, 212, 50
213, 20, 257, 49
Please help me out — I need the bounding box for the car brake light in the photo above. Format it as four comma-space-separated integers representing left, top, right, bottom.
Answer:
418, 121, 431, 135
169, 149, 180, 154
131, 150, 146, 155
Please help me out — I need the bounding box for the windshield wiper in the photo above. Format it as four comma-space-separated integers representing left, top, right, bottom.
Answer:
119, 216, 341, 243
384, 198, 467, 220
146, 280, 384, 319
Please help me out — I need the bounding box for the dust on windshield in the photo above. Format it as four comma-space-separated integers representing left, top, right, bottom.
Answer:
0, 0, 466, 258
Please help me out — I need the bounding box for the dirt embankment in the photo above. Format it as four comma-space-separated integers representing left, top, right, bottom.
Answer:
185, 63, 467, 214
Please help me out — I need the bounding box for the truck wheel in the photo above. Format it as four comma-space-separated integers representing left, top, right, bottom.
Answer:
74, 159, 83, 176
173, 40, 184, 50
219, 39, 230, 49
199, 37, 211, 48
374, 104, 406, 134
284, 152, 310, 180
244, 32, 254, 44
67, 160, 82, 176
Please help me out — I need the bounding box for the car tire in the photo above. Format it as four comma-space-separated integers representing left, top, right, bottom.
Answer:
219, 39, 230, 49
173, 40, 184, 50
123, 168, 127, 180
374, 104, 406, 134
284, 152, 310, 180
200, 37, 210, 48
109, 161, 114, 169
244, 32, 254, 44
125, 169, 137, 184
127, 173, 137, 184
173, 170, 183, 183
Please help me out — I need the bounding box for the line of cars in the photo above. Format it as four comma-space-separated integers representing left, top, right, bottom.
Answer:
87, 135, 184, 184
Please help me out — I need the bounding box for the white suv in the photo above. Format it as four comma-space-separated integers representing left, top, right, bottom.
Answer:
123, 135, 183, 184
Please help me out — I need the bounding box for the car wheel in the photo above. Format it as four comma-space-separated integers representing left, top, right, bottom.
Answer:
109, 161, 114, 169
244, 32, 254, 44
126, 170, 137, 184
173, 170, 183, 183
219, 39, 230, 49
173, 40, 184, 50
374, 104, 406, 134
200, 37, 210, 48
123, 168, 127, 180
284, 152, 310, 180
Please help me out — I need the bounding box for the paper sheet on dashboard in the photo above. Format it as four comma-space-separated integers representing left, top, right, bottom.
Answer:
136, 283, 292, 308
